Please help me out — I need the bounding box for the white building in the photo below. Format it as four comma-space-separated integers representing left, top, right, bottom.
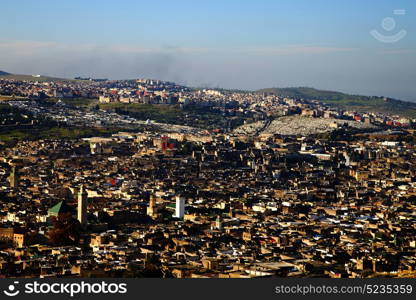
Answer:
174, 196, 185, 219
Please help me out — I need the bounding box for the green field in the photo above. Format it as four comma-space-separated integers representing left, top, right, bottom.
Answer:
0, 126, 118, 144
98, 103, 251, 129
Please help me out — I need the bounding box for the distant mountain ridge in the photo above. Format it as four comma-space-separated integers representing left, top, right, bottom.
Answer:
0, 70, 11, 76
257, 87, 416, 118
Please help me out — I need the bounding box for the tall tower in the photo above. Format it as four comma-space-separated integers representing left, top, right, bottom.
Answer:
7, 166, 18, 188
77, 185, 88, 226
147, 195, 157, 218
215, 215, 222, 230
174, 195, 185, 219
229, 205, 235, 218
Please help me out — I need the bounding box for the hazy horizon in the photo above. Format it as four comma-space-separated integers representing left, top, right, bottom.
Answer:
1, 0, 415, 101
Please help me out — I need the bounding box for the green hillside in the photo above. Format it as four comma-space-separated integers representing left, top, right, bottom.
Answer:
258, 87, 416, 118
0, 70, 76, 82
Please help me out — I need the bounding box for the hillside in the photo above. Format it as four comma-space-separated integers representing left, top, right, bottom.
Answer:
0, 70, 76, 82
234, 115, 377, 136
257, 87, 416, 118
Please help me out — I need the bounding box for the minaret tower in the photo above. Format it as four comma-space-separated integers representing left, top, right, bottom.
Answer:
215, 215, 223, 230
77, 185, 88, 226
8, 166, 18, 188
174, 195, 185, 219
147, 195, 158, 218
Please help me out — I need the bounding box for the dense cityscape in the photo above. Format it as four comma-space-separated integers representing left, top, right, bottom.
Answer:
1, 2, 415, 300
0, 77, 415, 278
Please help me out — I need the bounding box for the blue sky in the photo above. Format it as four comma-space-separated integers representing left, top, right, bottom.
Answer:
0, 0, 415, 101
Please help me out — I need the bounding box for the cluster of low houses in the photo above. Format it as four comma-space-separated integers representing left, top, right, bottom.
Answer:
1, 78, 413, 128
0, 128, 415, 278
